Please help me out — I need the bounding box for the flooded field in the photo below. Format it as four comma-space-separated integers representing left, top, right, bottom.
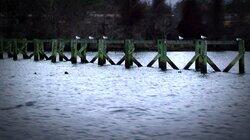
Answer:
0, 51, 250, 140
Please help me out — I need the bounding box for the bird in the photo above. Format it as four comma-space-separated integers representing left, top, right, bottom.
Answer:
75, 36, 81, 40
201, 35, 207, 40
236, 38, 241, 41
103, 36, 108, 39
178, 36, 184, 40
88, 36, 94, 40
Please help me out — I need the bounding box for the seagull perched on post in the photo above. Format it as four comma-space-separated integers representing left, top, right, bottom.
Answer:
88, 36, 94, 40
178, 36, 184, 40
75, 36, 81, 40
103, 36, 108, 40
201, 35, 207, 40
236, 38, 241, 41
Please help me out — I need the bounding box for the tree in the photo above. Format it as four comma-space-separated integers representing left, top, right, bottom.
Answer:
177, 0, 204, 39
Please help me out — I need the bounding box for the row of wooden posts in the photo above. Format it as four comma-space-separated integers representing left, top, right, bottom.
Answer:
0, 38, 245, 74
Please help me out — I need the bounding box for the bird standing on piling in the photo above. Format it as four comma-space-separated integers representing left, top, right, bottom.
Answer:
201, 35, 207, 40
179, 36, 184, 40
103, 36, 108, 39
75, 36, 81, 40
88, 36, 94, 40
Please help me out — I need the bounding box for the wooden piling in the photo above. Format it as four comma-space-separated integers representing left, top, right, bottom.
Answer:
51, 39, 58, 63
7, 40, 13, 58
238, 39, 245, 74
13, 39, 18, 61
70, 39, 77, 64
39, 40, 45, 60
158, 40, 167, 71
34, 39, 40, 61
20, 39, 29, 59
200, 41, 207, 74
195, 40, 202, 71
59, 40, 64, 61
98, 39, 106, 66
79, 42, 88, 63
124, 40, 134, 69
0, 39, 3, 59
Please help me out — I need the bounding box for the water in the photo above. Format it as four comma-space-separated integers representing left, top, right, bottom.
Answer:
0, 52, 250, 140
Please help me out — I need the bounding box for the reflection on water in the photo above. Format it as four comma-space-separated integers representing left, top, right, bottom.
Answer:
0, 52, 250, 140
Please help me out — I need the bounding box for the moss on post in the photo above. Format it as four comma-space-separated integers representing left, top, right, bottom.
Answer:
13, 39, 18, 61
51, 39, 58, 63
34, 39, 40, 61
98, 39, 106, 66
158, 40, 167, 71
70, 39, 77, 64
0, 39, 3, 59
238, 39, 245, 74
124, 40, 134, 69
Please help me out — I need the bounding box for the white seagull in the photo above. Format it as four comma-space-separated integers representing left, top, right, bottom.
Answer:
75, 36, 81, 40
236, 38, 241, 41
103, 36, 108, 39
88, 36, 94, 40
178, 36, 184, 40
201, 35, 207, 40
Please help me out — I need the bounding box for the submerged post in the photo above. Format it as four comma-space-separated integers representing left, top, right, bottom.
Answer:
124, 40, 134, 69
7, 40, 13, 58
238, 39, 245, 74
98, 39, 106, 66
79, 42, 88, 63
70, 39, 77, 64
13, 39, 18, 61
158, 40, 167, 71
51, 39, 58, 63
39, 40, 45, 60
0, 39, 3, 59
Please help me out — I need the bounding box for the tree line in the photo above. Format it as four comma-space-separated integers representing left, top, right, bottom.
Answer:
0, 0, 249, 45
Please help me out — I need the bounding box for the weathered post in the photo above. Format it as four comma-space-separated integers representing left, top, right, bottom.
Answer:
34, 39, 40, 61
0, 39, 3, 59
39, 40, 45, 60
200, 41, 207, 74
124, 40, 134, 69
51, 39, 58, 63
70, 39, 77, 64
20, 39, 29, 59
80, 42, 88, 63
59, 40, 65, 61
238, 39, 245, 74
195, 40, 202, 71
158, 40, 167, 71
7, 40, 13, 58
98, 39, 106, 66
13, 39, 18, 61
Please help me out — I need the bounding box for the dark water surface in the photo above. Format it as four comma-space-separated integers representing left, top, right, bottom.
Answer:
0, 52, 250, 140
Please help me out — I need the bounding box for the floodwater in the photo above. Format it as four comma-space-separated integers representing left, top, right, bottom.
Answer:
0, 52, 250, 140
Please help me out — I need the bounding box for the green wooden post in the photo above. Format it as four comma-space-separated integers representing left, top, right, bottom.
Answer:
158, 40, 167, 71
13, 39, 18, 61
7, 40, 13, 58
34, 39, 40, 61
98, 39, 106, 66
124, 40, 134, 69
195, 40, 202, 71
59, 40, 65, 61
200, 41, 207, 74
80, 42, 88, 63
238, 39, 245, 74
20, 39, 29, 59
51, 39, 58, 63
39, 40, 45, 60
0, 39, 3, 59
70, 39, 77, 64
